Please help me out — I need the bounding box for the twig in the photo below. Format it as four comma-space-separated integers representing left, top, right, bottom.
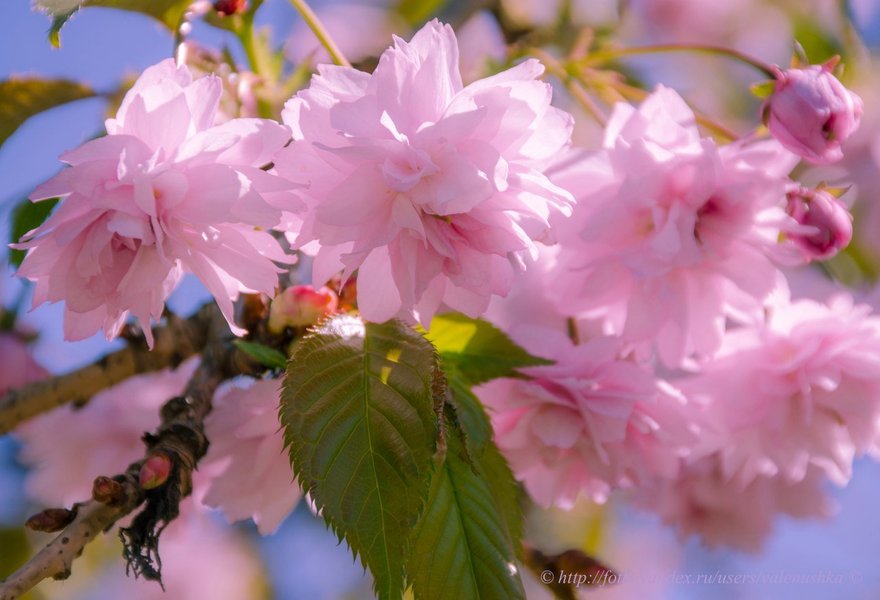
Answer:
0, 308, 263, 599
0, 306, 216, 436
0, 463, 144, 600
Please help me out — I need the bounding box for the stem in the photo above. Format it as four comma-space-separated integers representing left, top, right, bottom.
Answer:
287, 0, 351, 67
239, 13, 262, 75
529, 48, 608, 126
584, 44, 777, 78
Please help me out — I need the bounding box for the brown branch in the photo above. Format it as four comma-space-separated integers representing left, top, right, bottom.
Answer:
0, 306, 217, 436
0, 306, 263, 599
0, 465, 144, 600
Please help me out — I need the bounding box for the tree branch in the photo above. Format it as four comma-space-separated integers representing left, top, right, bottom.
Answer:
0, 306, 263, 599
0, 306, 217, 436
0, 466, 144, 600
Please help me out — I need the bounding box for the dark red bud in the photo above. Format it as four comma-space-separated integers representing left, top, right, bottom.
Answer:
25, 508, 76, 532
214, 0, 247, 16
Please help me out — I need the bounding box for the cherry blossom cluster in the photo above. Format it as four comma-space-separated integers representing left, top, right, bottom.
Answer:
12, 16, 872, 554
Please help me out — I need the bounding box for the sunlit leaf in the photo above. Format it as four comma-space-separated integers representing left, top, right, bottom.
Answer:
281, 316, 440, 600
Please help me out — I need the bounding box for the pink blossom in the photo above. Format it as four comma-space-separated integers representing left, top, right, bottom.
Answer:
43, 510, 265, 600
634, 456, 833, 552
785, 185, 853, 260
684, 291, 880, 487
766, 62, 863, 164
268, 284, 338, 332
274, 20, 574, 326
476, 327, 697, 508
550, 86, 800, 366
16, 359, 197, 506
15, 58, 295, 345
0, 334, 47, 396
198, 378, 301, 534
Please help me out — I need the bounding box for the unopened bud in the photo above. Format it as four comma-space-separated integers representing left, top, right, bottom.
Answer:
26, 508, 76, 532
214, 0, 247, 16
92, 476, 126, 505
269, 285, 339, 333
139, 453, 172, 490
786, 186, 853, 260
765, 60, 862, 164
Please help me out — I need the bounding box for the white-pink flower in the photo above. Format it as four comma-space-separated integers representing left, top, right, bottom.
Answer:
685, 291, 880, 487
550, 86, 800, 366
198, 377, 301, 534
15, 58, 295, 345
16, 359, 197, 506
476, 327, 697, 508
274, 19, 574, 325
633, 456, 833, 552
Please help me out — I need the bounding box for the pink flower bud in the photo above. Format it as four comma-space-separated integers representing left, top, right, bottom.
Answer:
140, 453, 172, 490
786, 187, 853, 260
765, 61, 863, 164
268, 285, 339, 333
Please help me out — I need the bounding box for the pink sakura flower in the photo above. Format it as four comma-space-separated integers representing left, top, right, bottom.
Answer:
15, 58, 294, 345
198, 378, 301, 534
476, 327, 697, 508
550, 86, 800, 366
765, 61, 863, 164
16, 359, 198, 506
0, 334, 47, 396
633, 456, 833, 553
274, 19, 574, 326
684, 291, 880, 488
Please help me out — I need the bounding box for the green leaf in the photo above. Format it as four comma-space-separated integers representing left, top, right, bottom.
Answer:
8, 198, 59, 268
395, 0, 448, 25
233, 340, 287, 370
0, 79, 95, 148
425, 313, 552, 386
39, 0, 193, 47
281, 315, 440, 600
444, 372, 525, 554
408, 424, 526, 600
444, 367, 492, 456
